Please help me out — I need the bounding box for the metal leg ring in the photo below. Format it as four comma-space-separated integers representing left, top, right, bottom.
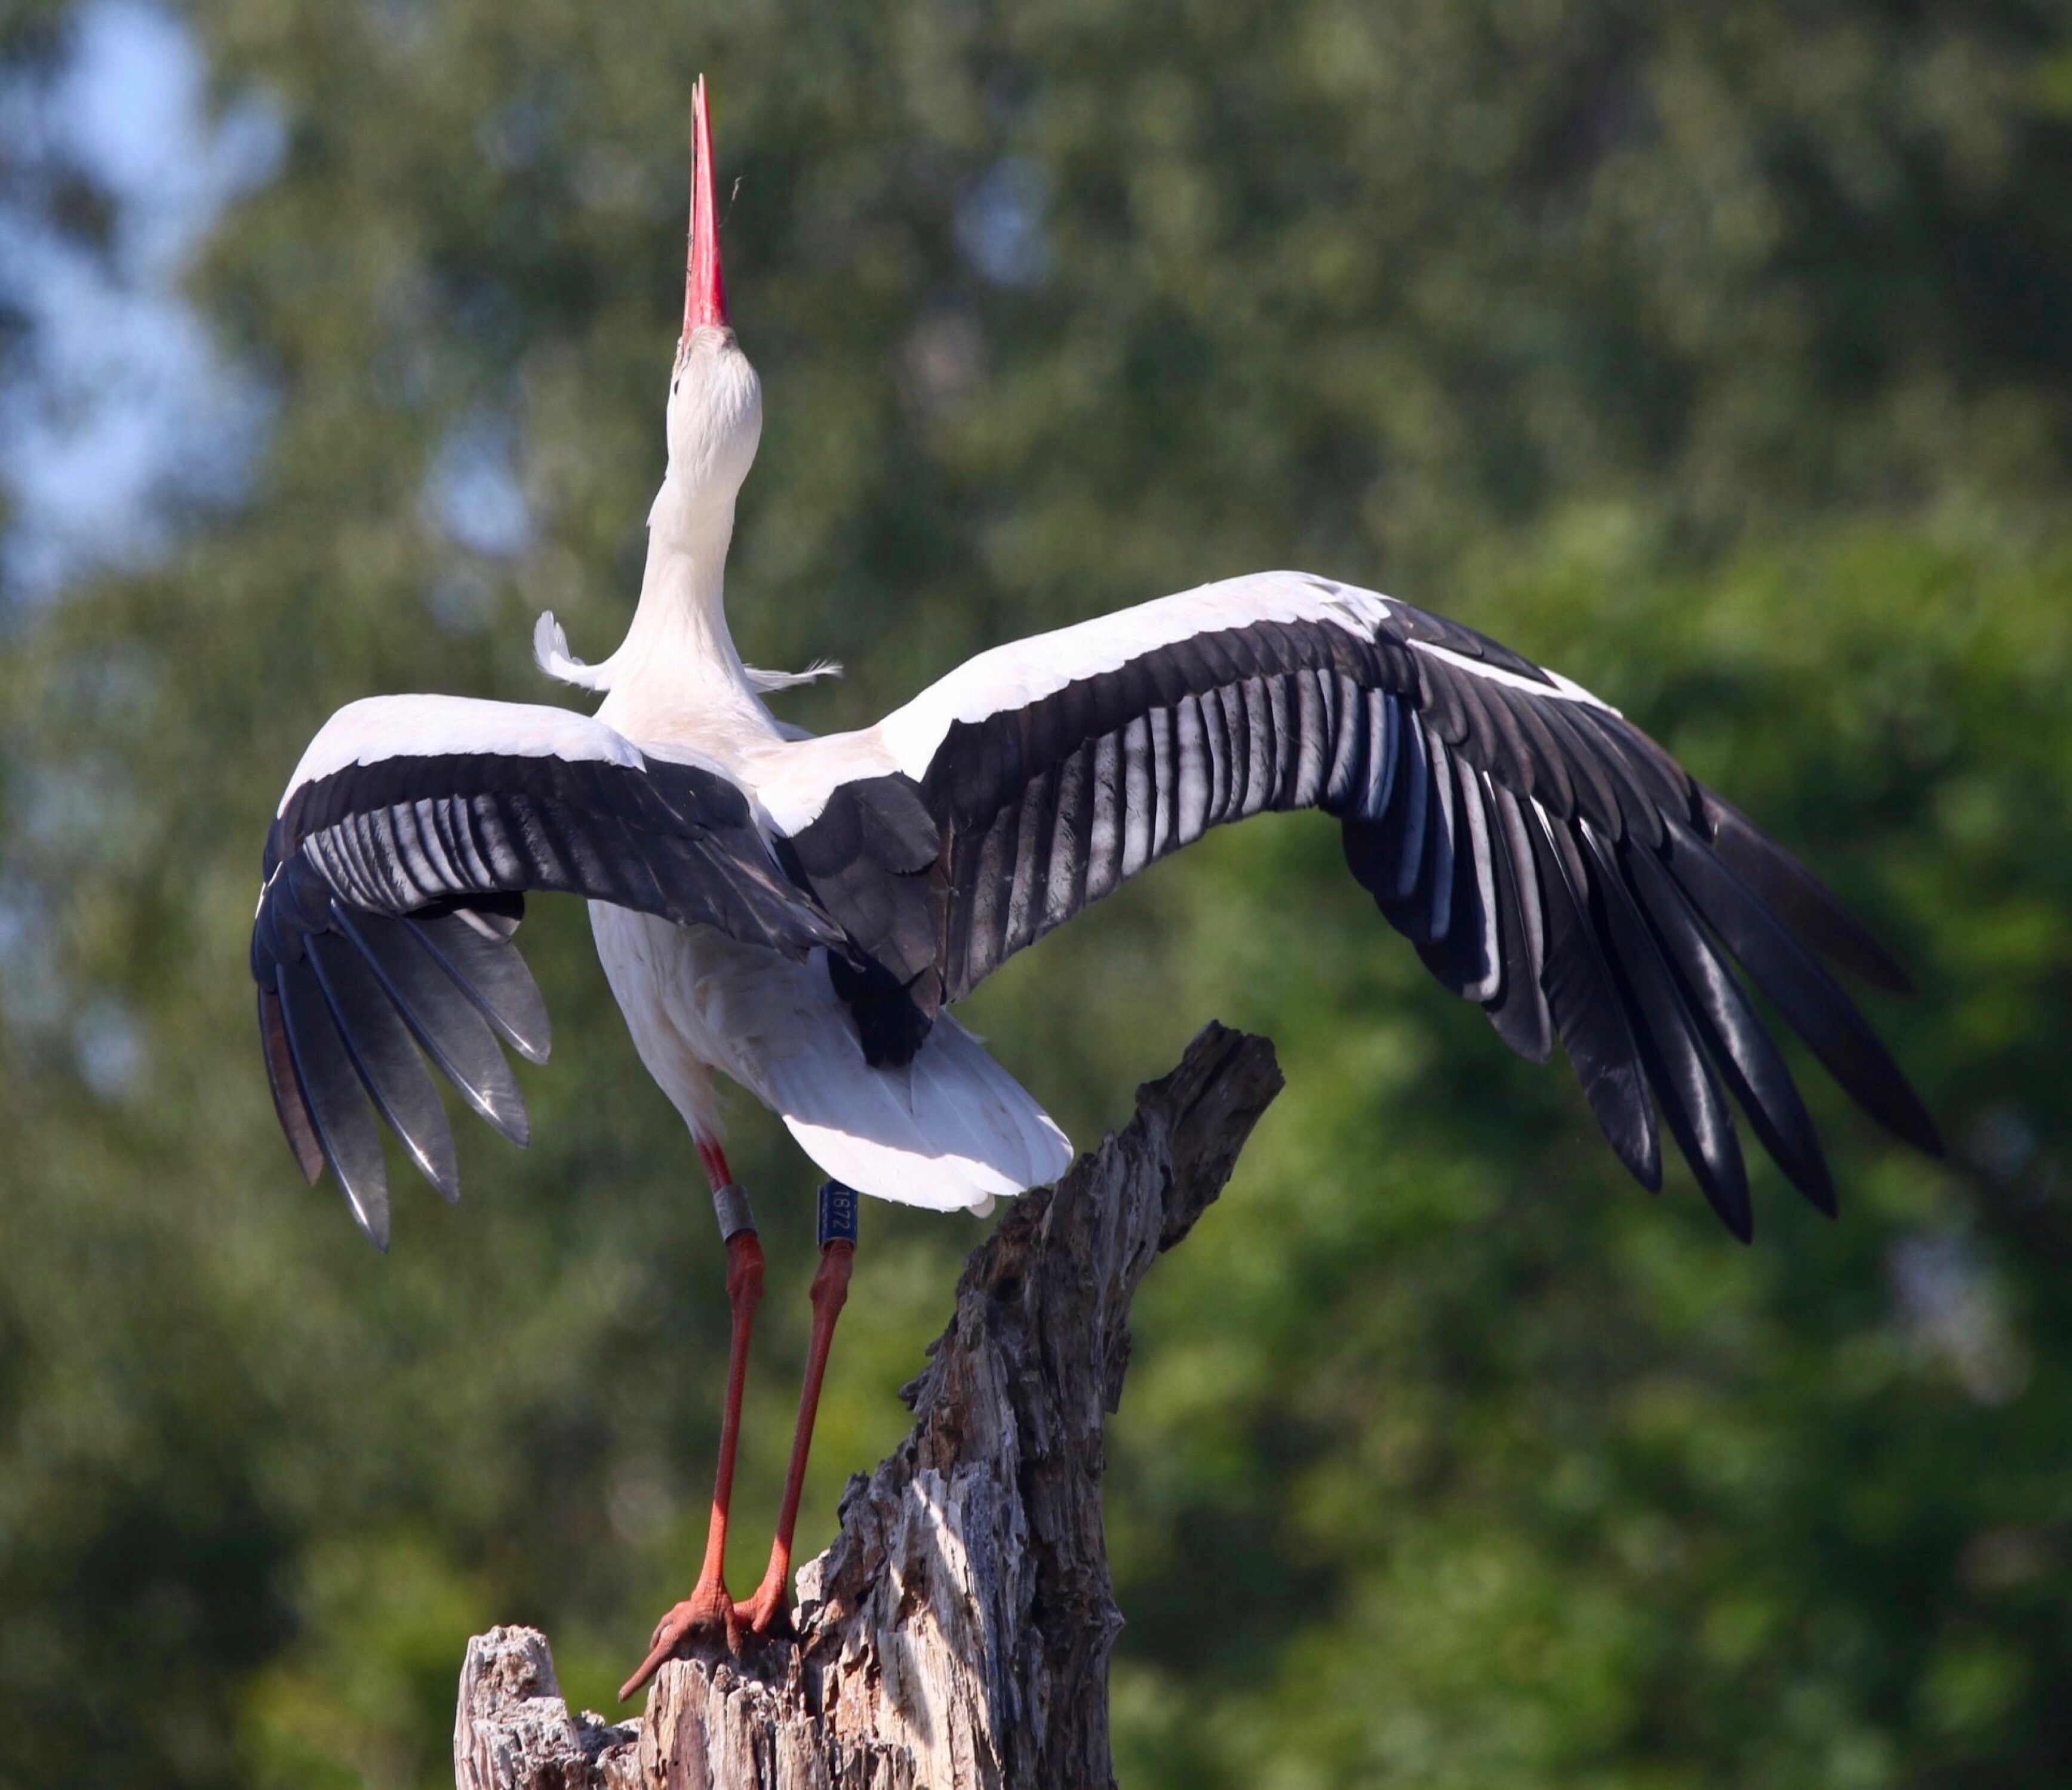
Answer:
712, 1181, 757, 1243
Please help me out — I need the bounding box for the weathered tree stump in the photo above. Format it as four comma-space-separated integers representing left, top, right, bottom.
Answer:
455, 1023, 1283, 1790
455, 1626, 641, 1789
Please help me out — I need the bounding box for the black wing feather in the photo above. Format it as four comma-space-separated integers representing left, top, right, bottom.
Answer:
1698, 786, 1913, 994
1662, 814, 1942, 1157
1482, 782, 1554, 1062
258, 985, 325, 1185
306, 930, 460, 1201
331, 906, 531, 1147
405, 909, 552, 1065
1622, 843, 1834, 1214
275, 958, 391, 1248
1579, 824, 1750, 1238
1409, 755, 1495, 999
1527, 800, 1661, 1190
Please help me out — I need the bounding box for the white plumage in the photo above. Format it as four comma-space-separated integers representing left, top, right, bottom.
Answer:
588, 906, 1067, 1214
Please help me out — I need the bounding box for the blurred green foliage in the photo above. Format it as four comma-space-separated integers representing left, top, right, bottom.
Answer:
2, 0, 2070, 1784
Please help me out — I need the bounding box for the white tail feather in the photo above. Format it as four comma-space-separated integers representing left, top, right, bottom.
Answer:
766, 1015, 1070, 1212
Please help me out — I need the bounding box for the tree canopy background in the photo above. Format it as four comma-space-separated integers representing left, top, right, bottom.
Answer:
2, 1, 2070, 1784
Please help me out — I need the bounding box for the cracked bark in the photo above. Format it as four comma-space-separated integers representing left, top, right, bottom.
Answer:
454, 1023, 1283, 1790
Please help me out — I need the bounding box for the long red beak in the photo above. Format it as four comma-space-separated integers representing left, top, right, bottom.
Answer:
684, 75, 730, 336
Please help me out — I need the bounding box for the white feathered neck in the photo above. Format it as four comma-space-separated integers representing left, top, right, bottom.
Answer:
531, 334, 838, 709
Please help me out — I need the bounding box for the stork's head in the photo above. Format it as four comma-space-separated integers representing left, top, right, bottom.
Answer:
660, 77, 761, 525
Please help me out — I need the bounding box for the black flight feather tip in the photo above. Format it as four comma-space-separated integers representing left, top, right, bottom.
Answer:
1696, 786, 1914, 994
306, 931, 461, 1202
1527, 802, 1661, 1191
1619, 844, 1837, 1216
257, 985, 324, 1186
1662, 815, 1943, 1159
1579, 823, 1751, 1241
331, 905, 531, 1148
405, 909, 552, 1065
275, 958, 392, 1250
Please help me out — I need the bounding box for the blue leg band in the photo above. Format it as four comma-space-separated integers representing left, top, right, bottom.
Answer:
817, 1180, 859, 1250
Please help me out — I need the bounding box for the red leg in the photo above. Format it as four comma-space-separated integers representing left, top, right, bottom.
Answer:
619, 1149, 763, 1702
735, 1235, 853, 1638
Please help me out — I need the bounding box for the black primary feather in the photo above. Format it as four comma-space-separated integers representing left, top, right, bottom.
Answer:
1579, 825, 1751, 1239
1527, 802, 1660, 1189
1481, 783, 1554, 1062
257, 985, 325, 1185
1698, 786, 1913, 993
1621, 843, 1834, 1214
1663, 815, 1942, 1157
306, 930, 460, 1201
275, 958, 391, 1248
405, 909, 552, 1065
331, 906, 530, 1148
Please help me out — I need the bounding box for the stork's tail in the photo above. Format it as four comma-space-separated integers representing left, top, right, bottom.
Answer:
763, 1013, 1071, 1213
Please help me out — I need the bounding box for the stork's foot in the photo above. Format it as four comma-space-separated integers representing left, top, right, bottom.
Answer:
733, 1566, 796, 1641
618, 1574, 737, 1701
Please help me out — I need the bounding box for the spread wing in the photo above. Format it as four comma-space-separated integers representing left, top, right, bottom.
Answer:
777, 571, 1939, 1240
252, 693, 838, 1245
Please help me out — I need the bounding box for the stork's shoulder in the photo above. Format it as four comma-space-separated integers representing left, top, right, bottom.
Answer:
740, 727, 906, 834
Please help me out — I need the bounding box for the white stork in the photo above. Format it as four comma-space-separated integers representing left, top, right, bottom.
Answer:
251, 79, 1940, 1696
